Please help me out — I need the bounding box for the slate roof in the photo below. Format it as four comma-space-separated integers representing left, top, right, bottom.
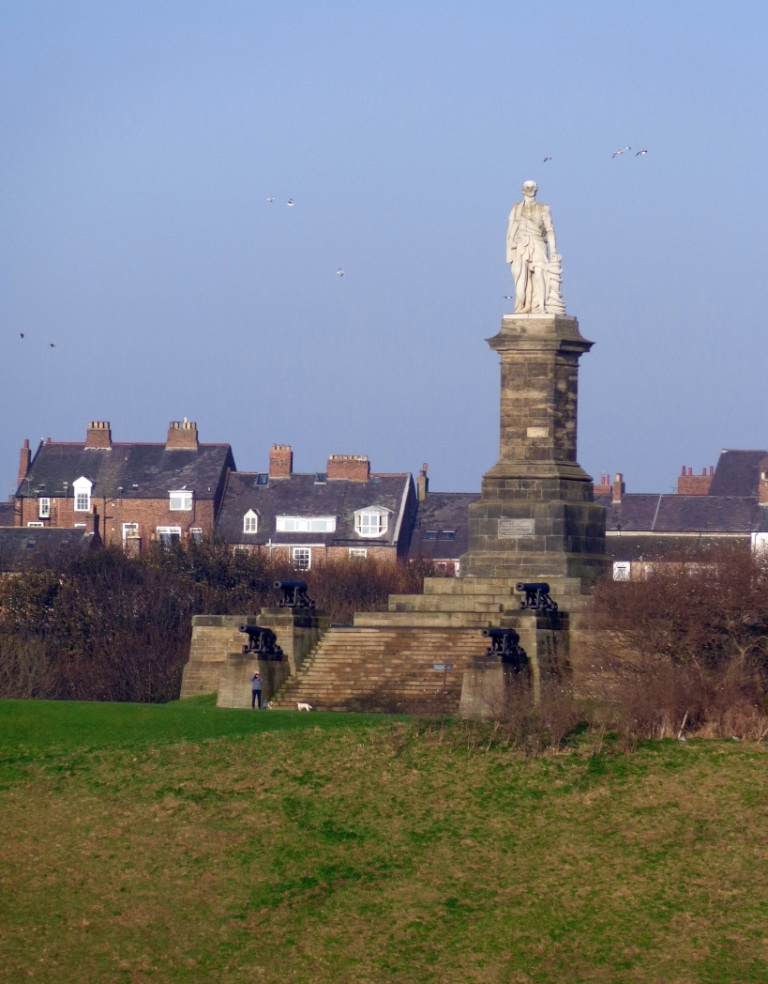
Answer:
707, 449, 768, 497
16, 442, 236, 501
0, 527, 101, 571
409, 492, 480, 561
215, 472, 414, 548
595, 493, 768, 535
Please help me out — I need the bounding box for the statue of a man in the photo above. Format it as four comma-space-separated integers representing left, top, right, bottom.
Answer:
506, 180, 565, 315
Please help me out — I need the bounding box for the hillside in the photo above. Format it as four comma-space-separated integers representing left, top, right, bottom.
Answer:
1, 699, 767, 983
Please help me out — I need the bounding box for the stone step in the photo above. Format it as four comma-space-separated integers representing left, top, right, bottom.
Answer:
269, 625, 484, 712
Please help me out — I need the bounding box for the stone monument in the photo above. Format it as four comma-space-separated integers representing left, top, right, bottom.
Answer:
457, 181, 607, 717
461, 180, 605, 584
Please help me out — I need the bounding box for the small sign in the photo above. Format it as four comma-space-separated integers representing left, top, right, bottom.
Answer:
432, 664, 454, 671
498, 518, 535, 538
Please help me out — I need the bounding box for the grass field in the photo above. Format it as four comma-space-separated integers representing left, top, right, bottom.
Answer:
1, 698, 767, 983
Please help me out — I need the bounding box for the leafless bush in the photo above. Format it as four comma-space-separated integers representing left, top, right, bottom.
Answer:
585, 546, 768, 740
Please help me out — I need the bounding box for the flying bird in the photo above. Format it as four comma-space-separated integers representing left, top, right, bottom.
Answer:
286, 199, 294, 207
543, 156, 552, 162
502, 295, 514, 300
635, 149, 648, 156
19, 332, 24, 338
48, 343, 56, 348
266, 196, 275, 203
611, 146, 631, 157
336, 268, 345, 277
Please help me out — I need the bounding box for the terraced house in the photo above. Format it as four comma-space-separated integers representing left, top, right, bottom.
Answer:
13, 420, 235, 551
215, 444, 416, 568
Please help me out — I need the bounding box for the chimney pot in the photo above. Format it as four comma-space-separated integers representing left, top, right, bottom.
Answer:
166, 420, 198, 450
269, 444, 293, 479
85, 421, 112, 450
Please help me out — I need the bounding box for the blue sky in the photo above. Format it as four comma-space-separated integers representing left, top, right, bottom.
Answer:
2, 0, 767, 497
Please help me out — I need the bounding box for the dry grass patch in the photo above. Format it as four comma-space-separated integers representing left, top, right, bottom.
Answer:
1, 708, 768, 982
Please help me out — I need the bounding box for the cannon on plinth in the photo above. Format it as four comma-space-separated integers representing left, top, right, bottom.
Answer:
516, 582, 558, 613
274, 579, 316, 610
239, 624, 284, 660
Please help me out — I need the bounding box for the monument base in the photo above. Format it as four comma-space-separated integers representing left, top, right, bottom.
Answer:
460, 313, 607, 586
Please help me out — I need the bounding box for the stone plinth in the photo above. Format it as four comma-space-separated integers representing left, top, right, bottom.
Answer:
180, 609, 330, 707
461, 314, 607, 584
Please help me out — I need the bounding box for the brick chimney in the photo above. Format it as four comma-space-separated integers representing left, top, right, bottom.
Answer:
18, 439, 31, 486
166, 419, 198, 450
85, 421, 112, 449
417, 463, 429, 502
327, 454, 370, 482
611, 472, 625, 504
677, 465, 713, 495
593, 472, 611, 495
758, 458, 768, 505
269, 444, 293, 479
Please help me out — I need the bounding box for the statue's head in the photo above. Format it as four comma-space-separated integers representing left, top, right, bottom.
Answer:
521, 180, 538, 197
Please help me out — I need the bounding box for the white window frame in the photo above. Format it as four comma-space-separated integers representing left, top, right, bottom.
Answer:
190, 527, 203, 543
38, 497, 50, 519
276, 516, 336, 533
169, 490, 193, 511
354, 506, 389, 538
349, 548, 367, 559
123, 522, 139, 544
156, 526, 182, 545
243, 510, 259, 534
292, 547, 312, 570
73, 476, 92, 512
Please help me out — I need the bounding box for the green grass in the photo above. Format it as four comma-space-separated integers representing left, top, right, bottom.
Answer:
1, 699, 768, 983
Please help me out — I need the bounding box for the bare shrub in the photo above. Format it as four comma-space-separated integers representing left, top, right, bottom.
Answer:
587, 545, 768, 740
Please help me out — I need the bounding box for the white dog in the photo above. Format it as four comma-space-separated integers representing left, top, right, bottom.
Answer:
297, 701, 313, 712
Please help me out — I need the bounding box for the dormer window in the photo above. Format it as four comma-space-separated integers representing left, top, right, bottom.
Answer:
276, 516, 336, 533
354, 506, 389, 538
73, 476, 92, 512
169, 490, 193, 511
243, 510, 259, 534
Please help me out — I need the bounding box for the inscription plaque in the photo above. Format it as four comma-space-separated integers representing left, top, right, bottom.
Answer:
498, 518, 535, 538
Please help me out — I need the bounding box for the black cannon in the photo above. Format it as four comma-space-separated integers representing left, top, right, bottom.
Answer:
274, 579, 316, 610
239, 624, 284, 660
482, 626, 528, 666
516, 581, 558, 612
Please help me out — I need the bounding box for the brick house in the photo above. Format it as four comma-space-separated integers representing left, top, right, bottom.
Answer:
407, 466, 479, 574
595, 452, 768, 579
215, 444, 417, 568
0, 517, 102, 572
14, 420, 235, 551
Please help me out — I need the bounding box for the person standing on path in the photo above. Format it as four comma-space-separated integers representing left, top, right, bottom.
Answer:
251, 671, 263, 709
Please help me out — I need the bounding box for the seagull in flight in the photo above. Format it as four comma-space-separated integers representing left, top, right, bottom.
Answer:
635, 149, 648, 156
19, 332, 24, 338
611, 146, 631, 157
286, 199, 294, 207
266, 196, 275, 203
336, 268, 345, 277
543, 156, 552, 162
502, 295, 514, 300
48, 343, 56, 348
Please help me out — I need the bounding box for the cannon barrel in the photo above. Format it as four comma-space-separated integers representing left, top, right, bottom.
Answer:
516, 582, 550, 593
482, 627, 520, 641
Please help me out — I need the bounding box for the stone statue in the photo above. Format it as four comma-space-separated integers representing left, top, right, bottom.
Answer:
506, 180, 565, 315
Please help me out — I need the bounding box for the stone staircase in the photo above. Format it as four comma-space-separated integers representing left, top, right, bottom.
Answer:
268, 626, 487, 713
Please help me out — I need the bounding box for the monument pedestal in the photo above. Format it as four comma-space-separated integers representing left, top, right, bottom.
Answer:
461, 314, 607, 585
